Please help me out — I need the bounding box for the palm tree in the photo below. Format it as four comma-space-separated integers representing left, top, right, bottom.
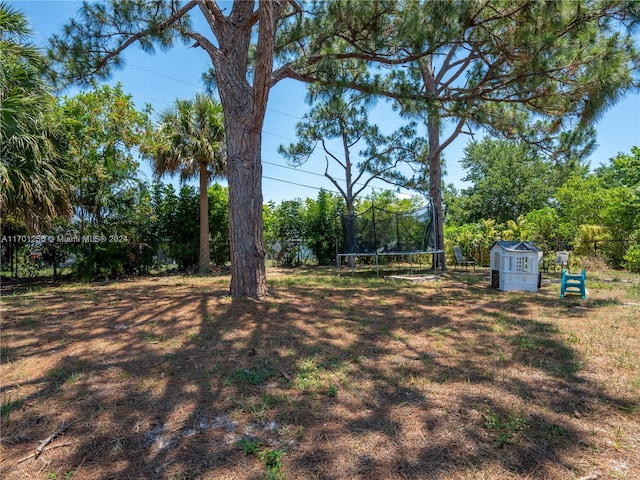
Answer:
0, 2, 72, 232
147, 94, 226, 274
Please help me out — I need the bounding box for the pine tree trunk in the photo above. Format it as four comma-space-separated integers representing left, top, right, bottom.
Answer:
225, 121, 268, 297
427, 106, 446, 271
197, 0, 282, 297
218, 68, 268, 297
211, 35, 268, 297
198, 161, 210, 275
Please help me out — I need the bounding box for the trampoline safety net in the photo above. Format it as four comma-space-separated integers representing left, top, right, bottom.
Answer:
340, 202, 436, 255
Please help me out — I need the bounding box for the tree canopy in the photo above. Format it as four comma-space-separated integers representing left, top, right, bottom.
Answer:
279, 88, 422, 214
57, 83, 154, 277
0, 2, 73, 232
457, 138, 556, 225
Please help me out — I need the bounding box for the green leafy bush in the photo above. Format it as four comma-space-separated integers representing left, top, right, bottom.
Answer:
624, 245, 640, 273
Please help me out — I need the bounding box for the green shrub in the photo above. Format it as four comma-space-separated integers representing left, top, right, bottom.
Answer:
624, 245, 640, 273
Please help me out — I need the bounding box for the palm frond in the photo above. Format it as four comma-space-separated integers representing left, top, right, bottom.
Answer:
144, 93, 226, 184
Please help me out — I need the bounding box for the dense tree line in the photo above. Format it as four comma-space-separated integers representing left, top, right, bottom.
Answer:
0, 3, 231, 279
264, 189, 344, 267
1, 180, 231, 279
4, 136, 639, 276
444, 141, 640, 272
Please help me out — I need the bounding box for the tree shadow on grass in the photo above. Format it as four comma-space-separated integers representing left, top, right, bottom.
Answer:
1, 273, 638, 479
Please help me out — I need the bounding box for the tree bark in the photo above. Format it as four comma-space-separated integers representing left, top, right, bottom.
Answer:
222, 101, 268, 297
423, 57, 446, 271
197, 0, 281, 297
198, 161, 210, 275
427, 115, 446, 271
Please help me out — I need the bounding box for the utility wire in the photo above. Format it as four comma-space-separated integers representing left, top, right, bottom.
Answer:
263, 160, 326, 179
262, 176, 337, 194
129, 64, 307, 121
82, 63, 417, 198
128, 63, 352, 160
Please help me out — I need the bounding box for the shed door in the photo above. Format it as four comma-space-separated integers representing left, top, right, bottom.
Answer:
491, 270, 499, 288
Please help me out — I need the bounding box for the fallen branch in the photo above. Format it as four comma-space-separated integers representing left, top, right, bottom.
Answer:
19, 417, 85, 463
17, 442, 71, 464
36, 418, 84, 457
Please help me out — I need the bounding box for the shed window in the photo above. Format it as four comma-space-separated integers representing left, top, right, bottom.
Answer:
515, 256, 529, 272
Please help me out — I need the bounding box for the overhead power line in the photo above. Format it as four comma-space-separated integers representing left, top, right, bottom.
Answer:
128, 63, 307, 122
263, 160, 326, 179
261, 174, 422, 203
262, 175, 335, 194
100, 64, 419, 199
128, 63, 352, 161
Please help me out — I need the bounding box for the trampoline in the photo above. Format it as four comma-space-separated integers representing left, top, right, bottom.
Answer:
336, 200, 443, 276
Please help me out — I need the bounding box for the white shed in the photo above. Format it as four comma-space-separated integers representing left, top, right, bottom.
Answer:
490, 241, 541, 292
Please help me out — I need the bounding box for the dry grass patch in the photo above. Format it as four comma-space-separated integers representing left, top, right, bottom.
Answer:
1, 268, 639, 480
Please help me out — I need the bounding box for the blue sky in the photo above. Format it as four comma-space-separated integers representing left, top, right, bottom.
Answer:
14, 0, 640, 204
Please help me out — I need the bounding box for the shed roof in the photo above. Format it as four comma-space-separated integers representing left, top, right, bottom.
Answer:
490, 241, 540, 252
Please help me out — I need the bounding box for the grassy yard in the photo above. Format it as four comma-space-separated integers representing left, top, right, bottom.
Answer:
1, 267, 639, 479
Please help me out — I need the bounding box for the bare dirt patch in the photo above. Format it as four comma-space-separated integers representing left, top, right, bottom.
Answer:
1, 268, 639, 479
